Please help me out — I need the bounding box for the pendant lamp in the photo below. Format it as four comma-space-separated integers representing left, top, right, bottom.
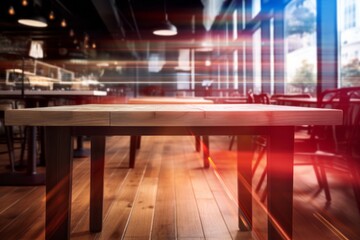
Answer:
153, 0, 177, 36
18, 0, 47, 28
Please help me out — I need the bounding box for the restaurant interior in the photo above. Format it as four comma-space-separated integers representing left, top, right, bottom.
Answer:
0, 0, 360, 239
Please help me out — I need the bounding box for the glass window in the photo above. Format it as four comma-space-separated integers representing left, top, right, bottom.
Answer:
252, 0, 261, 18
233, 50, 239, 89
233, 9, 238, 40
285, 0, 317, 94
253, 29, 261, 93
338, 0, 360, 87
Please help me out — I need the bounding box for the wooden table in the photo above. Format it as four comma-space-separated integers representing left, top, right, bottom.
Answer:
0, 89, 107, 98
205, 96, 248, 104
128, 96, 214, 104
275, 97, 318, 107
0, 90, 107, 186
5, 104, 342, 240
275, 97, 360, 107
128, 97, 213, 168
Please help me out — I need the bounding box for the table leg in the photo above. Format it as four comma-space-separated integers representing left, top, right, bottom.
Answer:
129, 136, 137, 168
73, 136, 90, 158
202, 136, 209, 168
45, 126, 73, 240
237, 135, 254, 231
267, 126, 294, 240
195, 136, 201, 152
90, 136, 106, 232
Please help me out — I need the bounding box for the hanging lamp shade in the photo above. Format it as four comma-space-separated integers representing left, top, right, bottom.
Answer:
18, 15, 47, 28
153, 14, 177, 36
18, 0, 47, 28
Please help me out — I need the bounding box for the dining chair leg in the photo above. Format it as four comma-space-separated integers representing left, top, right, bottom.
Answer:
352, 173, 360, 214
317, 156, 331, 201
252, 144, 266, 175
19, 126, 28, 168
310, 155, 324, 189
255, 166, 267, 194
228, 135, 235, 151
5, 126, 15, 172
347, 157, 360, 214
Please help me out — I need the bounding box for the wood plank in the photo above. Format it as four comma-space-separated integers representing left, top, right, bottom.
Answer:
189, 159, 232, 239
197, 198, 232, 239
95, 137, 152, 239
123, 177, 158, 239
0, 187, 44, 235
0, 187, 36, 214
175, 143, 204, 238
123, 138, 163, 239
151, 143, 176, 239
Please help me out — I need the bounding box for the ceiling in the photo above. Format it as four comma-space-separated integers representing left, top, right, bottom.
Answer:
0, 0, 220, 59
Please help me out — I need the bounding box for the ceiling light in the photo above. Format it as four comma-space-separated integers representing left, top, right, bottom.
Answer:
61, 19, 67, 27
18, 0, 47, 28
49, 11, 55, 20
153, 14, 177, 36
8, 6, 15, 15
22, 0, 28, 7
153, 0, 177, 37
18, 15, 47, 28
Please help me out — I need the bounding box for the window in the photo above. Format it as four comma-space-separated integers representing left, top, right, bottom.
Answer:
252, 0, 261, 18
253, 29, 261, 93
344, 0, 356, 30
285, 0, 317, 94
338, 0, 360, 87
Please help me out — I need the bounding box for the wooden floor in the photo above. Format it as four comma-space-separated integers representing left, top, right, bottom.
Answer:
0, 135, 360, 239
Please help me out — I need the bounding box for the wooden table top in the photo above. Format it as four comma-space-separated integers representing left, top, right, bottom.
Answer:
276, 97, 360, 103
127, 97, 213, 104
0, 90, 107, 97
5, 104, 342, 127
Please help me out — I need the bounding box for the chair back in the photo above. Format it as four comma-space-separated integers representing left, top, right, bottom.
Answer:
271, 93, 311, 100
319, 87, 360, 125
318, 87, 360, 153
247, 93, 270, 104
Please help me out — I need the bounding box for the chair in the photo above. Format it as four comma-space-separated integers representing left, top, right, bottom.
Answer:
0, 102, 16, 172
0, 101, 28, 173
248, 92, 271, 104
271, 93, 312, 100
257, 87, 360, 208
295, 87, 360, 209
